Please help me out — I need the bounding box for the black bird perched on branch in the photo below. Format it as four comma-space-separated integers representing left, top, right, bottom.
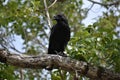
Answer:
48, 14, 70, 57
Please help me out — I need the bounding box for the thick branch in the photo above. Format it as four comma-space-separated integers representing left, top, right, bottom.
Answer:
0, 50, 120, 80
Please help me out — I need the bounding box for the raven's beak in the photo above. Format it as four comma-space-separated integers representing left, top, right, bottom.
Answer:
53, 16, 58, 20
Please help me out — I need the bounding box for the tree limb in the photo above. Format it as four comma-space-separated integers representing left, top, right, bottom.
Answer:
88, 0, 120, 7
0, 49, 120, 80
44, 0, 52, 29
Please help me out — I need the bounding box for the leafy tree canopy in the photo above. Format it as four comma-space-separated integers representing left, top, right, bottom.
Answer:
0, 0, 120, 80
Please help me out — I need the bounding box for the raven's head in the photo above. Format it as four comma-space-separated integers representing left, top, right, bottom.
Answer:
54, 14, 68, 24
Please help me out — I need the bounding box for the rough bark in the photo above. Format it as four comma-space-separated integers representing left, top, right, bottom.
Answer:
0, 49, 120, 80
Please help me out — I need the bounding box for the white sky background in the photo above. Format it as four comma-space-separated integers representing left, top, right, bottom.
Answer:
82, 0, 107, 26
8, 0, 107, 53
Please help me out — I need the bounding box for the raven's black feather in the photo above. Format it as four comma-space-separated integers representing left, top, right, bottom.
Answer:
48, 14, 70, 57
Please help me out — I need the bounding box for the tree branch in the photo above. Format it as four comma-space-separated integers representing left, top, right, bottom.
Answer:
88, 0, 120, 7
44, 0, 52, 29
48, 0, 57, 9
0, 49, 120, 80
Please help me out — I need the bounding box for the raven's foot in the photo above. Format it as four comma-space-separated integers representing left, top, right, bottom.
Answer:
57, 52, 67, 57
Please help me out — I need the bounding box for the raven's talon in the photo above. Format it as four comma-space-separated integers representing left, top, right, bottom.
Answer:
57, 52, 67, 57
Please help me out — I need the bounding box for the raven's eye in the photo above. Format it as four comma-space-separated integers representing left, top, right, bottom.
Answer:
57, 15, 62, 18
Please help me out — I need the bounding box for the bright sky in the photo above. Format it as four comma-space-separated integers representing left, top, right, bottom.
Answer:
82, 0, 106, 26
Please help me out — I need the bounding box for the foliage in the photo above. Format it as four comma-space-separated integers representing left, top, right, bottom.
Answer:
0, 64, 19, 79
0, 0, 120, 80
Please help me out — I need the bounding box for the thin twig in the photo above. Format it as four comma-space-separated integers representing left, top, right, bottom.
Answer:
35, 39, 47, 50
88, 0, 120, 7
10, 46, 23, 53
48, 0, 57, 9
85, 3, 94, 17
19, 68, 24, 80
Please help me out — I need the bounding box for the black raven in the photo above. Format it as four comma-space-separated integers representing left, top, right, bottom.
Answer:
48, 14, 70, 57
